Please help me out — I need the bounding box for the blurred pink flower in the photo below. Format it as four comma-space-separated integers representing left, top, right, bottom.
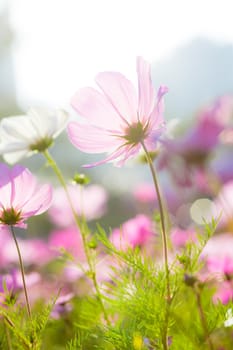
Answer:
1, 238, 52, 266
158, 96, 231, 189
0, 163, 52, 228
211, 154, 233, 184
213, 281, 233, 304
49, 227, 85, 260
220, 127, 233, 144
207, 255, 233, 277
68, 57, 168, 167
163, 97, 227, 159
64, 262, 87, 282
170, 227, 197, 248
110, 214, 154, 250
0, 270, 41, 294
49, 184, 107, 226
202, 233, 233, 281
202, 233, 233, 260
214, 181, 233, 229
64, 255, 120, 287
51, 293, 74, 319
133, 183, 157, 203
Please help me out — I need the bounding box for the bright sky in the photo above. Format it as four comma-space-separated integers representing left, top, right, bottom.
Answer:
8, 0, 233, 109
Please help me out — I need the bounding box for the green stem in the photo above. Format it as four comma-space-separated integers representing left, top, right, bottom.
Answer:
141, 142, 171, 350
4, 317, 13, 350
195, 287, 214, 350
141, 142, 170, 298
10, 226, 31, 319
43, 150, 110, 325
43, 150, 81, 226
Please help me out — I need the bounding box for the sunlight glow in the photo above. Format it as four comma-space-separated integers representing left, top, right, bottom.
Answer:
9, 0, 233, 108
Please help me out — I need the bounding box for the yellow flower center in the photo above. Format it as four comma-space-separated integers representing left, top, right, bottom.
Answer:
124, 122, 148, 146
29, 137, 53, 152
0, 207, 21, 225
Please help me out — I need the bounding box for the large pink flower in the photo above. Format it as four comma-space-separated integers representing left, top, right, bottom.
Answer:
67, 57, 168, 167
0, 163, 53, 228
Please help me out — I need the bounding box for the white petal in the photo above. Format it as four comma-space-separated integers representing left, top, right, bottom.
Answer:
28, 107, 69, 138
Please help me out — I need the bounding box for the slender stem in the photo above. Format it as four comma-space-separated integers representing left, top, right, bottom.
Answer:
141, 142, 171, 350
4, 317, 13, 350
195, 287, 214, 350
43, 150, 81, 227
43, 150, 110, 325
10, 226, 31, 319
141, 142, 170, 299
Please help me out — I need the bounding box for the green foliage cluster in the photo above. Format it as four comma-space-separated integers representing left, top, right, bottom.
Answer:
0, 220, 233, 350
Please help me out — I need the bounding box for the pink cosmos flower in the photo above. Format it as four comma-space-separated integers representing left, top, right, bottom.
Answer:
170, 227, 197, 248
158, 96, 231, 189
110, 214, 154, 250
211, 154, 233, 184
0, 270, 41, 294
133, 183, 157, 203
1, 238, 52, 266
0, 163, 53, 228
207, 255, 233, 277
202, 233, 233, 259
213, 281, 233, 304
51, 293, 74, 319
67, 56, 168, 167
214, 181, 233, 229
48, 184, 107, 226
48, 227, 85, 260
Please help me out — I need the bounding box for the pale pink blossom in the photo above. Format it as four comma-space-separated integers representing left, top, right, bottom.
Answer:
158, 96, 230, 189
64, 256, 119, 286
170, 227, 197, 248
110, 214, 154, 250
0, 163, 53, 228
214, 181, 233, 228
49, 227, 85, 260
220, 128, 233, 144
133, 183, 157, 203
202, 233, 233, 260
201, 233, 233, 286
211, 154, 233, 184
51, 293, 74, 319
64, 263, 88, 282
68, 57, 168, 167
0, 270, 41, 294
213, 281, 233, 304
207, 255, 233, 276
1, 238, 52, 266
49, 184, 107, 226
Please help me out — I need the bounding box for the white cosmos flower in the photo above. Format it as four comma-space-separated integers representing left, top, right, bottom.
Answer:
0, 107, 69, 164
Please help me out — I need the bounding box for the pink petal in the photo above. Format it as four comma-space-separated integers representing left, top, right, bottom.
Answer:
149, 85, 168, 127
115, 144, 141, 167
0, 163, 12, 208
71, 87, 124, 130
10, 165, 38, 208
83, 147, 127, 168
21, 184, 53, 217
137, 56, 156, 123
95, 72, 138, 125
67, 122, 121, 153
143, 125, 166, 150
